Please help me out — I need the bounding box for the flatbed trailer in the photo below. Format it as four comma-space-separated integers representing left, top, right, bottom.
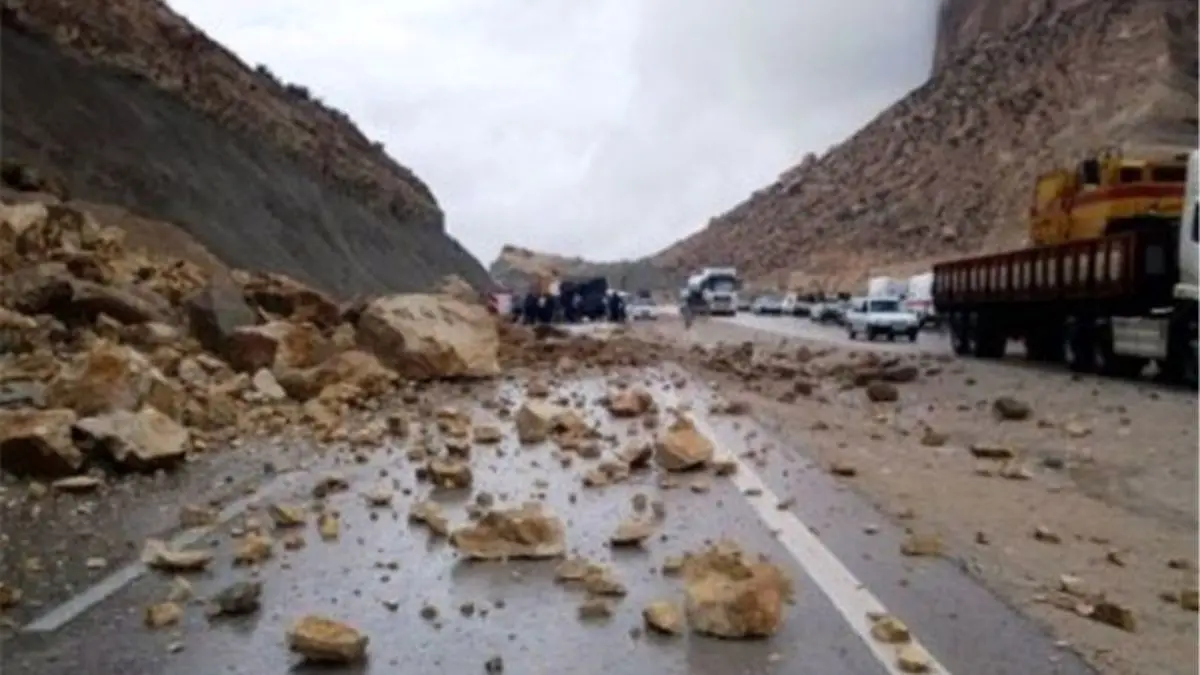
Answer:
934, 149, 1200, 386
933, 221, 1197, 383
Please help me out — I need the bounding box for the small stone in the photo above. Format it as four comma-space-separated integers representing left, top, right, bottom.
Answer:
51, 476, 102, 493
642, 600, 683, 635
287, 615, 369, 663
208, 580, 263, 618
896, 643, 932, 672
144, 601, 183, 629
318, 512, 340, 541
610, 519, 655, 547
1033, 526, 1061, 544
232, 533, 273, 566
578, 597, 614, 620
869, 614, 910, 643
992, 397, 1031, 421
267, 503, 306, 528
899, 533, 942, 557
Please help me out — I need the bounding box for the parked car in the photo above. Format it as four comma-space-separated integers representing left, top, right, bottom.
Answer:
752, 295, 784, 315
844, 296, 920, 341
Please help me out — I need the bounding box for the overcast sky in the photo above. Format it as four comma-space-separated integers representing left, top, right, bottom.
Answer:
170, 0, 939, 264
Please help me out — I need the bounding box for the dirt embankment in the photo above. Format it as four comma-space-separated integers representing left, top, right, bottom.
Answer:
0, 1, 491, 297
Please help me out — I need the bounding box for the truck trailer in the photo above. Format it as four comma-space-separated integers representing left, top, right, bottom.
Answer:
932, 150, 1198, 385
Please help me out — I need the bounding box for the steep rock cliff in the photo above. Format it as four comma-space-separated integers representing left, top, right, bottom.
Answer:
1, 0, 491, 296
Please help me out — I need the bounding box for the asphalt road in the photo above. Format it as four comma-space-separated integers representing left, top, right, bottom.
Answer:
2, 369, 1096, 675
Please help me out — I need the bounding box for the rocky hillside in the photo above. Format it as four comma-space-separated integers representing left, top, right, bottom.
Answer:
489, 246, 678, 292
647, 0, 1197, 291
0, 0, 491, 297
932, 0, 1094, 75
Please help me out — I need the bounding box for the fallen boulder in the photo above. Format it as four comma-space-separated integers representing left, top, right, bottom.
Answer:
0, 408, 82, 476
287, 615, 368, 663
44, 340, 185, 420
356, 294, 499, 380
682, 542, 792, 638
655, 416, 714, 471
74, 406, 190, 471
450, 504, 566, 560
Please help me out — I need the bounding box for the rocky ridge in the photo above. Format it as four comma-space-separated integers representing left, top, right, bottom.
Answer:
649, 0, 1196, 291
489, 245, 677, 293
1, 0, 491, 295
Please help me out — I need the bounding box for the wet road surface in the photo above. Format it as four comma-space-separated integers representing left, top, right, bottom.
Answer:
3, 369, 1096, 675
722, 313, 952, 354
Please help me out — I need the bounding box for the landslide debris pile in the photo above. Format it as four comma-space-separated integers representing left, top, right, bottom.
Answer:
0, 197, 503, 477
651, 0, 1195, 289
0, 200, 825, 665
1, 0, 490, 295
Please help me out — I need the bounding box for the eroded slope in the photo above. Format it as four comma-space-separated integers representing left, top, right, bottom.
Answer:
1, 1, 491, 295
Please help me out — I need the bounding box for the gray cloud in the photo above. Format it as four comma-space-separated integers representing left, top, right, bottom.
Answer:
170, 0, 938, 263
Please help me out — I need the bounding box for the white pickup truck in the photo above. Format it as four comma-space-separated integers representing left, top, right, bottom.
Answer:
845, 296, 920, 342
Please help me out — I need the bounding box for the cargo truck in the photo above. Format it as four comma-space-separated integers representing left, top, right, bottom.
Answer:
932, 150, 1198, 385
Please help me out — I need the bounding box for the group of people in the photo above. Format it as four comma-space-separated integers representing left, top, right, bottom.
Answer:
514, 288, 627, 325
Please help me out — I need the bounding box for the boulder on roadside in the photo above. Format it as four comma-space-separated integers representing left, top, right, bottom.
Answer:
44, 340, 186, 420
0, 408, 82, 476
223, 320, 329, 373
73, 406, 190, 471
239, 272, 341, 329
449, 504, 566, 560
655, 416, 714, 472
183, 275, 258, 355
514, 401, 570, 444
604, 388, 655, 418
287, 615, 369, 663
273, 349, 397, 402
356, 294, 499, 380
682, 542, 792, 638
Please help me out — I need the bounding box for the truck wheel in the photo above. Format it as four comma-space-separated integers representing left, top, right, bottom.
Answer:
973, 316, 1006, 359
907, 329, 919, 342
865, 328, 877, 341
847, 327, 857, 341
886, 332, 896, 342
950, 314, 974, 356
1063, 318, 1095, 373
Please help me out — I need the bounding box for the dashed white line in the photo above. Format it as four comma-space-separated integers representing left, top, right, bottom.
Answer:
670, 386, 953, 675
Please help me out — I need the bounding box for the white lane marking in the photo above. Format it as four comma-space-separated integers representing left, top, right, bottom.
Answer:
22, 481, 277, 633
669, 386, 953, 675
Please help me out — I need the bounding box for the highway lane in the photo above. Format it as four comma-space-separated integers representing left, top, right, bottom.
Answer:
3, 369, 1095, 675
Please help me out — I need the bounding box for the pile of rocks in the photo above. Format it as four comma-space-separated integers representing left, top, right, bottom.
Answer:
0, 198, 501, 478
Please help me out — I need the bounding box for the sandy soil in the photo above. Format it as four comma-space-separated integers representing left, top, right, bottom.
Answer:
634, 317, 1198, 675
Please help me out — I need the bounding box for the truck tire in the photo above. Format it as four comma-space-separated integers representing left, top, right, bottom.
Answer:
1024, 323, 1064, 362
950, 313, 974, 356
973, 313, 1006, 359
1063, 317, 1095, 373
